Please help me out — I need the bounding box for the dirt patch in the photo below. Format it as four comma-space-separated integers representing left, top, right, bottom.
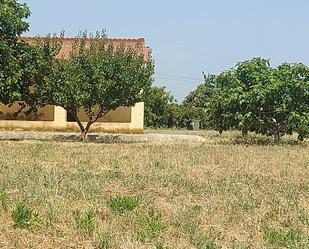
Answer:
0, 130, 206, 143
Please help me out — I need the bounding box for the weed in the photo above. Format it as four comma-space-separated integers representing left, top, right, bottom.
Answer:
192, 234, 222, 249
0, 190, 9, 212
107, 195, 140, 214
45, 203, 59, 227
151, 160, 166, 170
0, 161, 8, 172
102, 169, 122, 180
155, 241, 170, 249
73, 209, 96, 235
262, 226, 309, 248
11, 202, 38, 229
135, 207, 166, 242
94, 231, 113, 249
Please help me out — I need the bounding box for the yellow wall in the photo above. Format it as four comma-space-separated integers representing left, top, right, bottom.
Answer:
0, 103, 54, 121
0, 102, 144, 133
76, 106, 131, 123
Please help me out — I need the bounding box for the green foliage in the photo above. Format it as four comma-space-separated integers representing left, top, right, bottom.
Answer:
11, 202, 38, 229
94, 231, 113, 249
0, 0, 30, 39
135, 207, 166, 241
207, 58, 309, 141
183, 73, 216, 108
262, 226, 309, 248
144, 86, 175, 128
167, 104, 209, 129
0, 0, 60, 116
107, 195, 140, 214
19, 35, 62, 113
144, 86, 209, 129
73, 209, 96, 234
43, 31, 154, 140
258, 63, 309, 141
0, 0, 30, 104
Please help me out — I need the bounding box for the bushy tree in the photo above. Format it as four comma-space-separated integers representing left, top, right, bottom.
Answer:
208, 58, 272, 136
208, 58, 309, 141
43, 31, 154, 141
166, 104, 208, 129
258, 63, 309, 141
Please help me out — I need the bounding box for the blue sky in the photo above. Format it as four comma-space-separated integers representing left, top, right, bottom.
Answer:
23, 0, 309, 101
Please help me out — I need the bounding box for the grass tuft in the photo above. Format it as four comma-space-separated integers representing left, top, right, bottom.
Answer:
73, 209, 96, 235
11, 202, 39, 229
107, 195, 140, 214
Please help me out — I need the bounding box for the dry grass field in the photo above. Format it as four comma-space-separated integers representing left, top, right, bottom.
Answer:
0, 131, 308, 249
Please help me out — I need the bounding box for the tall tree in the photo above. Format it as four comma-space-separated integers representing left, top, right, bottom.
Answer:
44, 31, 154, 141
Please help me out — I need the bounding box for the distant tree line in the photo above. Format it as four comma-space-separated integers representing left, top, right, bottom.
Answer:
145, 58, 309, 141
143, 86, 209, 129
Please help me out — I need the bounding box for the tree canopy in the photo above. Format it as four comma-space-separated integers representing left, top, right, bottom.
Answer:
183, 74, 216, 109
0, 0, 31, 104
144, 86, 175, 128
42, 32, 154, 140
207, 58, 309, 141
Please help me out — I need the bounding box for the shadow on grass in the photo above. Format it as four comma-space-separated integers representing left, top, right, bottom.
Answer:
231, 136, 307, 146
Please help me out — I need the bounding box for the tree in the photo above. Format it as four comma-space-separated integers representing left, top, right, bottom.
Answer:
208, 58, 272, 136
0, 0, 31, 104
257, 63, 309, 141
0, 0, 59, 118
183, 74, 216, 108
144, 86, 175, 128
16, 35, 62, 115
44, 31, 154, 141
207, 58, 309, 141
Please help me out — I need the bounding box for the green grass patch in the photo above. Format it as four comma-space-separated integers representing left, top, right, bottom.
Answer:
107, 195, 140, 214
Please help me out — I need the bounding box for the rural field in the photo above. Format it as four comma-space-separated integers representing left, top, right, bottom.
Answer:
0, 131, 308, 249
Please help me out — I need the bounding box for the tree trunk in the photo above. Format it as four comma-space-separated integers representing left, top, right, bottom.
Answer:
80, 130, 88, 142
80, 121, 93, 142
242, 127, 248, 137
274, 131, 280, 143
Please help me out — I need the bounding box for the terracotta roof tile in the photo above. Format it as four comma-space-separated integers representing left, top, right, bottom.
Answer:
21, 36, 145, 43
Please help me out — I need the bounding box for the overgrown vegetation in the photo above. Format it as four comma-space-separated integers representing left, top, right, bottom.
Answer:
0, 132, 308, 248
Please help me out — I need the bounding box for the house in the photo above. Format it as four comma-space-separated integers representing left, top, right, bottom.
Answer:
0, 37, 150, 133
